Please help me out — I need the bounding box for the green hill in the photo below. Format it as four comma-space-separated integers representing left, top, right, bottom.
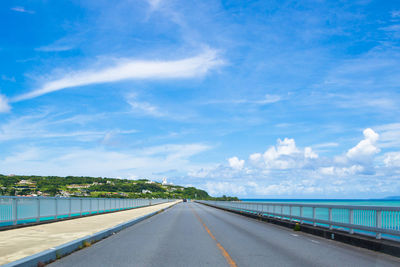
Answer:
0, 174, 238, 200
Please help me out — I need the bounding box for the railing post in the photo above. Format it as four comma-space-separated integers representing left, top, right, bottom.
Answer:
300, 206, 303, 224
37, 197, 40, 222
80, 198, 83, 216
376, 210, 382, 239
69, 198, 72, 217
98, 198, 100, 213
12, 198, 18, 225
349, 209, 354, 234
55, 198, 58, 220
289, 206, 292, 221
89, 198, 92, 214
329, 208, 332, 230
313, 207, 316, 226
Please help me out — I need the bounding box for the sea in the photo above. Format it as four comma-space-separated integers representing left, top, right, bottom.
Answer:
241, 199, 400, 207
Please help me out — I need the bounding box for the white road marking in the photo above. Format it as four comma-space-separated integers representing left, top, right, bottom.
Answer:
310, 239, 320, 244
291, 234, 299, 237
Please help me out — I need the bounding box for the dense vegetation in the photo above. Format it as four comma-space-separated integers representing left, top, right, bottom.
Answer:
0, 174, 239, 201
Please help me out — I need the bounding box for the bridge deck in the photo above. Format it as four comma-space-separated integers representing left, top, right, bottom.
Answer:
50, 202, 400, 267
0, 201, 178, 265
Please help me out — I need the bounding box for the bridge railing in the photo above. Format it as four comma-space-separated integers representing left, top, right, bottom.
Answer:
197, 200, 400, 240
0, 196, 173, 227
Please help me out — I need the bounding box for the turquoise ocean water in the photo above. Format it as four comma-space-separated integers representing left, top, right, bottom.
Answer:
241, 199, 400, 206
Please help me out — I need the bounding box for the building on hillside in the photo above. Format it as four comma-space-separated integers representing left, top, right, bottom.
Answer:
67, 184, 90, 189
18, 180, 36, 185
162, 178, 173, 185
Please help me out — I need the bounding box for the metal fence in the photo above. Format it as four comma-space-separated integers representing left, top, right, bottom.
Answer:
197, 200, 400, 240
0, 196, 173, 227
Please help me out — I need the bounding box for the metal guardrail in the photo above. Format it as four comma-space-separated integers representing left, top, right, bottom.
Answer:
197, 200, 400, 240
0, 196, 174, 227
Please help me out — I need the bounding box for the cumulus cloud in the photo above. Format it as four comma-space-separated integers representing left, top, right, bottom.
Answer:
318, 165, 364, 177
250, 138, 317, 170
346, 128, 380, 162
0, 95, 10, 113
12, 49, 223, 102
228, 156, 245, 170
304, 147, 318, 159
185, 127, 392, 197
204, 182, 246, 196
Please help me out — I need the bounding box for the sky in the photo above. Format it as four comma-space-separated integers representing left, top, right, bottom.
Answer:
1, 0, 400, 198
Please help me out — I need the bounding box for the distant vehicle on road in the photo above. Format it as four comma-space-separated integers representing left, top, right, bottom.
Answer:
183, 198, 187, 202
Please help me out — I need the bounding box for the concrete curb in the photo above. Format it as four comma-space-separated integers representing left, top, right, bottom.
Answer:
3, 202, 179, 267
198, 202, 400, 258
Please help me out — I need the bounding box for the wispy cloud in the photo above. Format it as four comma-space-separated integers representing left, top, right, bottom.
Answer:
10, 7, 35, 14
126, 94, 165, 117
1, 75, 16, 82
36, 45, 74, 52
0, 95, 10, 113
374, 123, 400, 148
0, 143, 211, 178
0, 112, 134, 142
205, 94, 282, 105
147, 0, 163, 10
12, 49, 222, 103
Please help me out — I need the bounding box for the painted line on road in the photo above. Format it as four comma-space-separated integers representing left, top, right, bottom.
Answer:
190, 206, 237, 267
291, 234, 299, 237
309, 239, 320, 244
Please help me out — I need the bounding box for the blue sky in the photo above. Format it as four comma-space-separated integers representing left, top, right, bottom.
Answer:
1, 0, 400, 198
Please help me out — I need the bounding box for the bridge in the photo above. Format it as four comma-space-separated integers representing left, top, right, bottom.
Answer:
1, 199, 400, 266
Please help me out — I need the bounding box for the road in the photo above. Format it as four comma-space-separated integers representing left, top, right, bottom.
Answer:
50, 202, 400, 267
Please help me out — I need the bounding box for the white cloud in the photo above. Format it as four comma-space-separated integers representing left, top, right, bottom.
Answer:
0, 112, 132, 142
0, 143, 211, 178
0, 95, 10, 113
392, 11, 400, 18
204, 182, 246, 196
140, 143, 211, 160
304, 147, 318, 159
247, 180, 324, 196
318, 165, 364, 177
147, 0, 163, 9
253, 138, 315, 170
374, 123, 400, 148
258, 94, 281, 104
185, 127, 395, 196
36, 45, 74, 52
346, 128, 380, 162
313, 142, 339, 148
384, 152, 400, 168
126, 94, 164, 117
12, 49, 223, 102
10, 7, 35, 14
1, 75, 16, 82
228, 156, 244, 170
205, 94, 282, 105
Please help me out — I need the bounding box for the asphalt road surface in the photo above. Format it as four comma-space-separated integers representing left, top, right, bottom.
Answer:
50, 202, 400, 267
